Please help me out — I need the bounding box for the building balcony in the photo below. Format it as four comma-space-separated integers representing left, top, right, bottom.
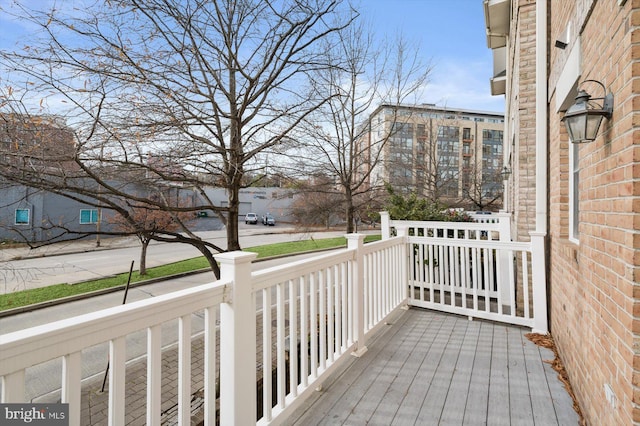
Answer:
0, 214, 577, 425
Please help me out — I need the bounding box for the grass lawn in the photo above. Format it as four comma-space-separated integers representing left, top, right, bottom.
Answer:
0, 234, 381, 312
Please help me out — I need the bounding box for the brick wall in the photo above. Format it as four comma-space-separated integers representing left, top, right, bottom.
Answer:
544, 1, 640, 425
508, 0, 538, 243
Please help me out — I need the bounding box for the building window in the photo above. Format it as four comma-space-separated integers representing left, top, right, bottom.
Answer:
569, 143, 580, 242
391, 122, 413, 148
15, 209, 30, 225
482, 129, 503, 172
80, 209, 100, 224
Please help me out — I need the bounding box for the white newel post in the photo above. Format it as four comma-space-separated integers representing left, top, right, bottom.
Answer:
380, 211, 390, 240
394, 225, 410, 304
497, 214, 513, 308
529, 232, 548, 334
347, 234, 368, 357
217, 251, 258, 425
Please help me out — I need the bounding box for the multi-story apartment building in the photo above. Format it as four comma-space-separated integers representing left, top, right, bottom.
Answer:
486, 1, 640, 424
364, 104, 505, 210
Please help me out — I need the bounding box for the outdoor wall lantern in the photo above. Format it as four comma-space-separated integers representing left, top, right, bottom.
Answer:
562, 79, 613, 143
500, 166, 512, 180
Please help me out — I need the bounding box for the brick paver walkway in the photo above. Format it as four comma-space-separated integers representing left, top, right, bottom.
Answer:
77, 336, 206, 426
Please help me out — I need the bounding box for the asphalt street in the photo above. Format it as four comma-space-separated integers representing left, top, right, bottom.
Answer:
0, 222, 354, 294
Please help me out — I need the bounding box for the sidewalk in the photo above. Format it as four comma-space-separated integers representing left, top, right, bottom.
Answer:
1, 235, 140, 261
0, 224, 365, 261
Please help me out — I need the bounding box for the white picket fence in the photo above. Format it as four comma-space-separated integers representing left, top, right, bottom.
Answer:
0, 212, 547, 425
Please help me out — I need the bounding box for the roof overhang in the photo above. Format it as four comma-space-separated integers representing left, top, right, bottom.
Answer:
484, 0, 510, 49
490, 46, 507, 95
490, 73, 506, 96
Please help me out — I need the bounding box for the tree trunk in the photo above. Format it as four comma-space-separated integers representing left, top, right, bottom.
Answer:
347, 204, 355, 234
196, 244, 221, 280
226, 66, 242, 252
345, 196, 355, 234
226, 185, 241, 251
139, 238, 149, 275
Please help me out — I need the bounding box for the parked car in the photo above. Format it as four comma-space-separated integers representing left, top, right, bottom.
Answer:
245, 212, 258, 224
262, 213, 276, 226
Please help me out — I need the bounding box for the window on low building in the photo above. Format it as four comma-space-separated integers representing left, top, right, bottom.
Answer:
80, 209, 100, 224
15, 209, 30, 225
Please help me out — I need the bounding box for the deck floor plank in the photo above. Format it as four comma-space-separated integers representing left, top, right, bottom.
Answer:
522, 331, 562, 425
288, 309, 413, 426
391, 313, 457, 425
507, 327, 535, 425
486, 324, 511, 425
462, 321, 493, 424
539, 345, 580, 425
369, 312, 434, 424
439, 319, 480, 425
285, 308, 579, 426
415, 316, 469, 424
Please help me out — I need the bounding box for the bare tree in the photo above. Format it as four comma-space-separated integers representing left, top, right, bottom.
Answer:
288, 174, 344, 228
107, 198, 195, 275
0, 0, 355, 277
420, 122, 462, 205
289, 19, 431, 233
461, 156, 504, 212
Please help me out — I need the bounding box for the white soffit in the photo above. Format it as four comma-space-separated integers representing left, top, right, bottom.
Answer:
490, 47, 507, 96
484, 0, 510, 49
493, 46, 507, 76
491, 74, 506, 96
555, 38, 582, 112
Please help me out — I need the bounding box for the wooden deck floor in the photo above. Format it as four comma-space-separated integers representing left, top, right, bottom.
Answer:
285, 308, 579, 425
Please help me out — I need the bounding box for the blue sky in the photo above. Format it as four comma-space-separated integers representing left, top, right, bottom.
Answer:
362, 0, 504, 113
0, 0, 504, 114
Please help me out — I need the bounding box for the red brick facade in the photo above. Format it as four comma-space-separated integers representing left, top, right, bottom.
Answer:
499, 0, 640, 424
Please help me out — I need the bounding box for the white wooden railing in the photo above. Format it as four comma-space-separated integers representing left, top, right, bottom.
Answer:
0, 212, 547, 425
0, 234, 408, 426
381, 212, 547, 333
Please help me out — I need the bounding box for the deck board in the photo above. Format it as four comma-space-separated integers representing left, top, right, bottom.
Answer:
439, 319, 480, 425
507, 327, 535, 425
462, 321, 493, 424
284, 308, 579, 426
415, 316, 467, 424
487, 325, 511, 425
522, 333, 560, 425
367, 315, 432, 424
393, 313, 453, 424
294, 309, 413, 426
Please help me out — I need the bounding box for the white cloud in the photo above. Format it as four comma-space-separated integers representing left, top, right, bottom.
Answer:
422, 58, 505, 113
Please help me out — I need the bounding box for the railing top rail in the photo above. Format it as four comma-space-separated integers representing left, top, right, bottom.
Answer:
360, 235, 405, 255
390, 220, 503, 230
251, 236, 407, 291
406, 235, 531, 251
469, 212, 510, 218
0, 279, 229, 375
251, 247, 355, 291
